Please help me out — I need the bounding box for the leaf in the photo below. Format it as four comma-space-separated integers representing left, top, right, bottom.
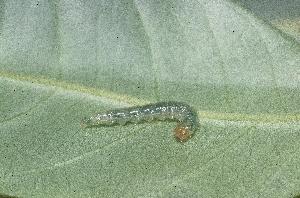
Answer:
272, 19, 300, 43
0, 0, 299, 197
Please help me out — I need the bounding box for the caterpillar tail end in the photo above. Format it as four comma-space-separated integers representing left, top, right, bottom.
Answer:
80, 117, 91, 128
174, 124, 192, 143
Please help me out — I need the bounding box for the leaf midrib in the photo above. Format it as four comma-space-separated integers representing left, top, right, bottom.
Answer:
1, 69, 299, 124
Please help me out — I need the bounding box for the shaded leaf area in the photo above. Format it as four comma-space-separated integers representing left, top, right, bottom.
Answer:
236, 0, 300, 21
0, 78, 300, 198
234, 0, 300, 42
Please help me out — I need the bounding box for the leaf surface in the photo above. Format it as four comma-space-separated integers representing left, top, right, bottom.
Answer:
0, 0, 299, 197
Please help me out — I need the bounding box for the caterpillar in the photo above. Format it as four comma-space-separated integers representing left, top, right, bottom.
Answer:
81, 101, 199, 142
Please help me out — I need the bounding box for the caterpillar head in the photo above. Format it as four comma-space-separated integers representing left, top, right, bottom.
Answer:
174, 123, 192, 143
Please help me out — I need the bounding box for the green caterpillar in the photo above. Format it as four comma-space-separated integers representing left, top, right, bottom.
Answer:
81, 101, 199, 142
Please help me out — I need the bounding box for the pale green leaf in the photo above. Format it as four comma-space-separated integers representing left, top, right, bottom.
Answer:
0, 0, 299, 197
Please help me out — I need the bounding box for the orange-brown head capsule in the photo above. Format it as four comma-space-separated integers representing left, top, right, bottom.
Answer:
174, 124, 192, 143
